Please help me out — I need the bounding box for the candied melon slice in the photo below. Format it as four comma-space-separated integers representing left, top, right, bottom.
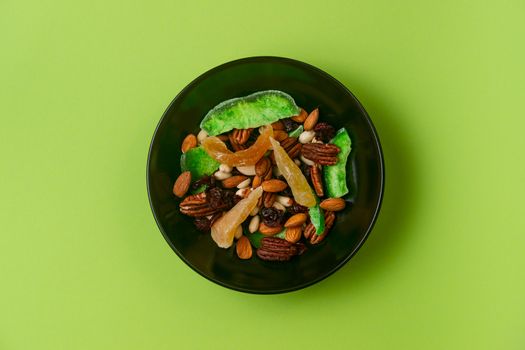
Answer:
269, 137, 316, 207
201, 125, 273, 166
211, 187, 263, 248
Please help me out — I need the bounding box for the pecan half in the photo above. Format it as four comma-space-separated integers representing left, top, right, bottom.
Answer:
310, 165, 324, 197
301, 143, 340, 165
280, 137, 302, 159
228, 132, 246, 151
256, 237, 307, 261
304, 210, 336, 244
179, 192, 228, 217
232, 128, 252, 145
262, 191, 276, 208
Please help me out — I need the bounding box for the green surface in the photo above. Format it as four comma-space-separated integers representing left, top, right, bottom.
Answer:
1, 0, 524, 349
200, 90, 299, 135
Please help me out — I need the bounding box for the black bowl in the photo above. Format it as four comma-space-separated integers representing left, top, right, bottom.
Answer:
147, 57, 384, 294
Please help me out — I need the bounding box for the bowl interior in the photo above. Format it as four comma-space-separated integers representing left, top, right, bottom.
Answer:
147, 57, 383, 293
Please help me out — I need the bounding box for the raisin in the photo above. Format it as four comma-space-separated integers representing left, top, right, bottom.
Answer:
261, 207, 285, 227
289, 203, 308, 215
314, 122, 336, 143
207, 187, 224, 209
194, 217, 211, 231
191, 175, 216, 191
281, 118, 300, 133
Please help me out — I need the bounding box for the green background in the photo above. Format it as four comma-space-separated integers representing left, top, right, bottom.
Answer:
1, 0, 524, 349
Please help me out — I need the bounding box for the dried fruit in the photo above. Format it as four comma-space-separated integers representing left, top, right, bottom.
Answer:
181, 146, 220, 180
320, 198, 346, 212
285, 226, 302, 243
236, 236, 252, 259
201, 125, 273, 166
173, 171, 192, 198
314, 122, 336, 143
181, 134, 197, 153
323, 128, 352, 197
288, 202, 308, 215
301, 143, 340, 165
211, 187, 263, 248
304, 108, 319, 131
200, 90, 300, 136
281, 118, 300, 133
284, 213, 308, 228
194, 216, 211, 231
269, 137, 316, 207
310, 165, 324, 197
221, 175, 248, 189
260, 207, 285, 227
262, 179, 288, 192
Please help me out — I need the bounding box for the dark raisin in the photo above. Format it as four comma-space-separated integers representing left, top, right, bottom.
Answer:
191, 175, 216, 191
289, 202, 308, 215
207, 187, 225, 209
194, 217, 211, 231
279, 186, 293, 197
261, 207, 285, 227
281, 118, 300, 132
314, 122, 336, 142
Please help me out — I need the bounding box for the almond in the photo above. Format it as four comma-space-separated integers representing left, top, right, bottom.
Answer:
274, 130, 289, 142
291, 108, 308, 123
221, 175, 248, 189
181, 134, 197, 153
320, 198, 346, 212
252, 175, 262, 188
303, 108, 319, 131
236, 236, 252, 259
261, 179, 288, 192
259, 223, 283, 235
173, 171, 191, 198
255, 157, 271, 177
285, 226, 302, 243
284, 213, 308, 228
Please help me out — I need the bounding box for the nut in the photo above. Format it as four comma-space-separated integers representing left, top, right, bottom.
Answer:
173, 171, 192, 198
300, 155, 315, 166
285, 226, 302, 243
304, 108, 319, 130
276, 195, 293, 207
179, 192, 224, 217
259, 222, 283, 235
228, 132, 246, 151
232, 128, 253, 145
310, 165, 324, 197
214, 170, 232, 180
272, 202, 286, 211
236, 236, 252, 259
320, 198, 346, 212
284, 213, 308, 228
262, 179, 288, 192
255, 157, 271, 177
236, 165, 256, 176
262, 191, 276, 208
197, 129, 208, 143
234, 225, 243, 239
299, 130, 316, 144
256, 237, 306, 261
273, 130, 289, 142
287, 142, 302, 159
219, 164, 233, 173
221, 175, 248, 188
252, 175, 262, 188
236, 178, 251, 189
249, 215, 260, 233
217, 134, 230, 142
181, 134, 197, 153
236, 188, 250, 198
271, 120, 284, 130
301, 143, 340, 165
304, 211, 336, 244
291, 108, 308, 123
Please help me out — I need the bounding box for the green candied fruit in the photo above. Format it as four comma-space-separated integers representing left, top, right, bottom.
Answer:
200, 90, 300, 136
323, 128, 352, 198
308, 203, 325, 235
288, 125, 303, 138
180, 146, 220, 180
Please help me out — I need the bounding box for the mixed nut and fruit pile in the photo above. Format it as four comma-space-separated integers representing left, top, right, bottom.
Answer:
172, 90, 352, 262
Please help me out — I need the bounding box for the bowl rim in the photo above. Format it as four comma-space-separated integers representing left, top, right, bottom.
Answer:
146, 56, 385, 294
